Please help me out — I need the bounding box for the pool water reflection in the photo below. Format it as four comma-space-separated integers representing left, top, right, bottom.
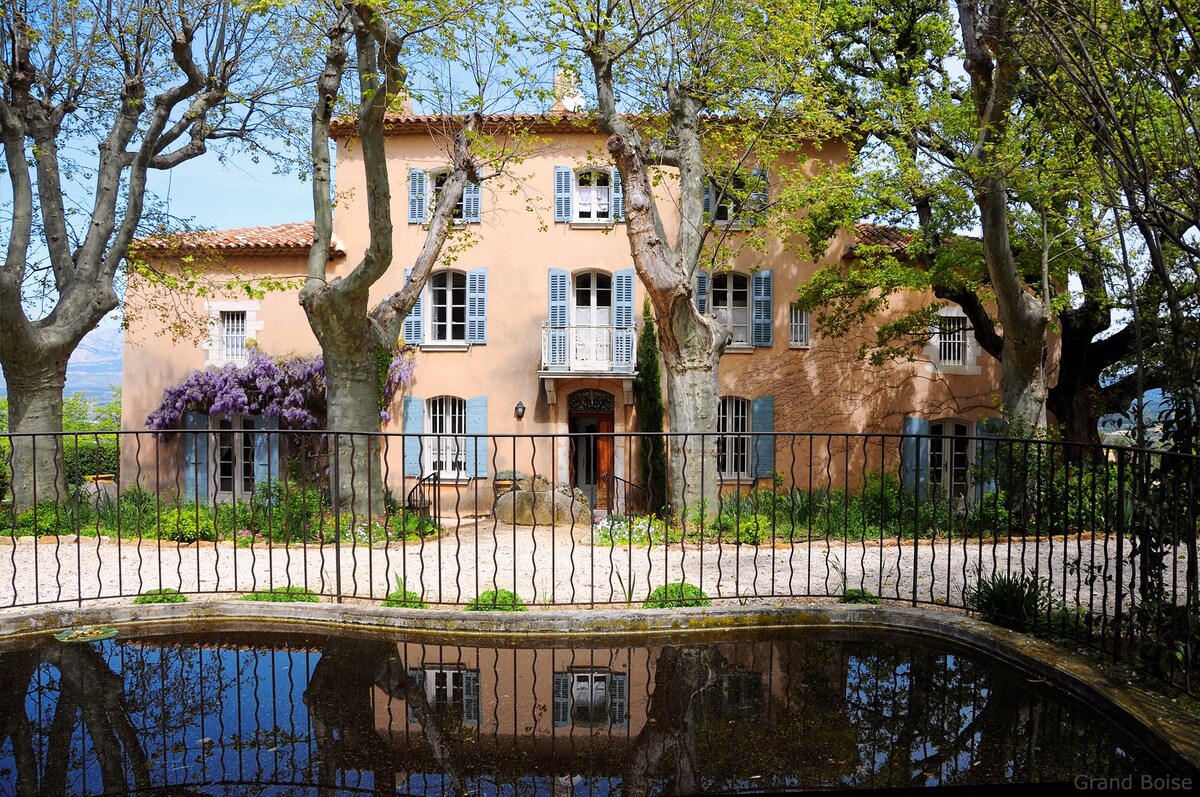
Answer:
0, 627, 1175, 795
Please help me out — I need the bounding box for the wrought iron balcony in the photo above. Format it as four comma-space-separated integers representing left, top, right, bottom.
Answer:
540, 323, 636, 374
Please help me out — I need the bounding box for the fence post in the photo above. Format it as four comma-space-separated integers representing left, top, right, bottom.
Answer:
1114, 446, 1125, 664
332, 433, 342, 604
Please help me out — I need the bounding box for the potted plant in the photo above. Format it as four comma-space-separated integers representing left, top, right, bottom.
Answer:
493, 469, 527, 497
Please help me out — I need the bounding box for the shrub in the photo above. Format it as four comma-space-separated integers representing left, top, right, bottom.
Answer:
465, 589, 527, 611
158, 505, 217, 543
252, 480, 323, 542
214, 501, 254, 539
62, 436, 120, 486
382, 577, 427, 608
0, 457, 9, 504
839, 588, 881, 605
734, 514, 772, 544
965, 572, 1048, 632
643, 581, 711, 609
133, 588, 188, 605
13, 502, 92, 537
241, 586, 320, 602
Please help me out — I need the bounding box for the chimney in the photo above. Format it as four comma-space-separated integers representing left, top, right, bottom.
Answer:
550, 69, 584, 113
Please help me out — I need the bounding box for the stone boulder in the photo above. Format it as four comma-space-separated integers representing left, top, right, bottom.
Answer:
493, 486, 590, 525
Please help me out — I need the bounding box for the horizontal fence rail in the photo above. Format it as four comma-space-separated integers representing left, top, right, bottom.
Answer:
0, 429, 1197, 694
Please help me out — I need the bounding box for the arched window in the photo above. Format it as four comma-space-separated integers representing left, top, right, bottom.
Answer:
717, 396, 750, 477
426, 395, 467, 477
711, 273, 751, 345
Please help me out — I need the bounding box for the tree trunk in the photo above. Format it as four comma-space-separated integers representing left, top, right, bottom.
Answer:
997, 305, 1049, 432
320, 342, 385, 517
664, 362, 720, 522
4, 358, 69, 513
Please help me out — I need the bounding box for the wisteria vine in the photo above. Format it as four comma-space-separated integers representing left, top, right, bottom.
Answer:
146, 348, 327, 431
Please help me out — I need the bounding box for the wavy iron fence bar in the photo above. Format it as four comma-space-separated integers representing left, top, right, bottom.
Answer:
0, 429, 1196, 694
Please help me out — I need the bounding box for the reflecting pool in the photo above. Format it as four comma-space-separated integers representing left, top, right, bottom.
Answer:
0, 626, 1180, 795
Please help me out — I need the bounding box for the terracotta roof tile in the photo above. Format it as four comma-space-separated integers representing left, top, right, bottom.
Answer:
853, 223, 919, 252
132, 222, 344, 258
329, 112, 596, 138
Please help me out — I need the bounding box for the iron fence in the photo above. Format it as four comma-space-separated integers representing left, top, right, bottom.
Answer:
0, 429, 1197, 694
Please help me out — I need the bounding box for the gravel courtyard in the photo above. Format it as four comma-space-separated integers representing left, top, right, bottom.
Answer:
1, 519, 1187, 615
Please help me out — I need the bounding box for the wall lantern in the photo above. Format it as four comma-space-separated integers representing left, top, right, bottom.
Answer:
514, 401, 526, 420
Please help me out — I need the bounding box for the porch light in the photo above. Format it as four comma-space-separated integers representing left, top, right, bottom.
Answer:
515, 401, 526, 419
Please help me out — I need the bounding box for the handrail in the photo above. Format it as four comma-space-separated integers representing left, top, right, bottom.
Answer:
405, 472, 440, 517
600, 471, 651, 515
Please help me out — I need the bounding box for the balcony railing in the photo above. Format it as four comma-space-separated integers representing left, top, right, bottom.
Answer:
540, 323, 636, 374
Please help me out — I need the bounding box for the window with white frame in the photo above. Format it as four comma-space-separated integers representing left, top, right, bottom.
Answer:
936, 316, 967, 366
929, 420, 971, 502
212, 414, 255, 499
408, 168, 481, 224
432, 171, 465, 220
553, 670, 628, 728
220, 310, 247, 362
789, 304, 811, 348
574, 169, 612, 221
430, 271, 467, 342
426, 668, 465, 710
426, 396, 467, 477
707, 170, 767, 226
711, 273, 751, 345
717, 396, 750, 478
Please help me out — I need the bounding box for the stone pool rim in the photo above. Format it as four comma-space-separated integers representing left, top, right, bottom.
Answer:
3, 601, 1198, 778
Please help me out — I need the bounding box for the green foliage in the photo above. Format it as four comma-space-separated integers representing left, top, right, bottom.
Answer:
643, 582, 711, 609
158, 505, 217, 543
465, 589, 527, 611
241, 586, 321, 603
132, 588, 187, 605
593, 514, 679, 545
12, 502, 88, 537
0, 458, 9, 505
382, 577, 427, 608
62, 437, 120, 485
839, 588, 881, 605
965, 572, 1048, 633
634, 299, 668, 515
251, 479, 323, 542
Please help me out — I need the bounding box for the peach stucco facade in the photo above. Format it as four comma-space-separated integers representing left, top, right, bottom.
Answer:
121, 115, 1002, 509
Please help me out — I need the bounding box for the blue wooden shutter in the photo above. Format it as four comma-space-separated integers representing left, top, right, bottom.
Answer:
462, 180, 482, 222
465, 396, 488, 478
613, 269, 635, 373
554, 166, 573, 222
402, 268, 423, 344
702, 182, 713, 218
408, 169, 428, 224
901, 414, 931, 496
406, 669, 425, 724
611, 168, 624, 221
751, 396, 775, 479
463, 670, 481, 726
609, 674, 628, 728
251, 415, 280, 489
403, 396, 424, 477
749, 168, 769, 219
553, 673, 571, 727
467, 268, 488, 344
695, 271, 710, 314
974, 418, 1001, 502
547, 269, 570, 370
752, 270, 774, 346
182, 411, 209, 503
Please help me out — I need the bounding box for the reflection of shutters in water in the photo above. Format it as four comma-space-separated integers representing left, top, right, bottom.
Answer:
552, 671, 627, 727
553, 672, 571, 727
407, 668, 479, 726
406, 669, 425, 724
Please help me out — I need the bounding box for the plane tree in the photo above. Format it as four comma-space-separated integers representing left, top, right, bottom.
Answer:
0, 0, 298, 511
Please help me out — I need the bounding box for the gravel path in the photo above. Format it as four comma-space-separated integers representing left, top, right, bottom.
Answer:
2, 521, 1190, 614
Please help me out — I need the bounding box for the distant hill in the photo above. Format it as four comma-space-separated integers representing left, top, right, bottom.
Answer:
1099, 389, 1170, 432
0, 326, 122, 403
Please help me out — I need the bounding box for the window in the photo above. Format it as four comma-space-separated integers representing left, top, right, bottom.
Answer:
212, 415, 255, 498
553, 166, 624, 223
706, 169, 768, 226
574, 169, 612, 221
407, 667, 480, 726
408, 168, 481, 224
937, 316, 967, 366
717, 396, 750, 478
553, 671, 628, 728
930, 420, 971, 502
430, 271, 467, 342
711, 273, 751, 346
426, 396, 467, 478
699, 672, 763, 724
220, 311, 247, 362
790, 304, 810, 348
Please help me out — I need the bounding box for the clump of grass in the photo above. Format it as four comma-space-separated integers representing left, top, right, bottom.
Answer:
965, 571, 1047, 632
839, 588, 881, 605
382, 577, 427, 608
240, 586, 321, 603
132, 588, 188, 605
465, 589, 527, 611
643, 581, 711, 609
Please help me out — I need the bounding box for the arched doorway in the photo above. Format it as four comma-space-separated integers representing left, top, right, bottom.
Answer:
567, 388, 615, 509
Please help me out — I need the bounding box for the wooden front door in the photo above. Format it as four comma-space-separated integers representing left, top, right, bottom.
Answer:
595, 416, 614, 510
